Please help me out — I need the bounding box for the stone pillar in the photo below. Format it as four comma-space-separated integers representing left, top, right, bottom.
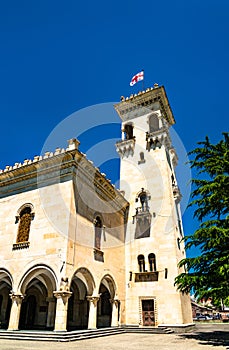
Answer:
87, 295, 100, 329
53, 291, 72, 332
110, 298, 120, 327
7, 293, 24, 330
46, 297, 56, 329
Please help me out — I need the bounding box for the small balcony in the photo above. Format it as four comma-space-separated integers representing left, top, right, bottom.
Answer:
135, 271, 159, 282
116, 138, 135, 158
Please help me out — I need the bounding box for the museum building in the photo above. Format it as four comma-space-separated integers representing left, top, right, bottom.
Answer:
0, 85, 193, 332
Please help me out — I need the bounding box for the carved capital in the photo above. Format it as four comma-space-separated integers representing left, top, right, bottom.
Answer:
53, 290, 72, 304
10, 293, 24, 305
110, 298, 120, 307
87, 295, 100, 306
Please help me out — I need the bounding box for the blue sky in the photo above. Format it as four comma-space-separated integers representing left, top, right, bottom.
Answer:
0, 1, 228, 257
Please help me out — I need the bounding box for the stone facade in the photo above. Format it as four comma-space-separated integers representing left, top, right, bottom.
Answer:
0, 85, 192, 332
115, 85, 193, 327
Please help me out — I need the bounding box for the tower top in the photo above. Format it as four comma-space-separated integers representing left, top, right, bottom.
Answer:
114, 84, 175, 125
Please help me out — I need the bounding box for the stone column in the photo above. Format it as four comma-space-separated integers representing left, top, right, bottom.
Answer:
46, 297, 56, 329
7, 293, 24, 330
87, 295, 100, 329
53, 291, 72, 332
110, 298, 120, 327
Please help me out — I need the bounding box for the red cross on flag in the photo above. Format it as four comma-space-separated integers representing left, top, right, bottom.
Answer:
130, 71, 144, 86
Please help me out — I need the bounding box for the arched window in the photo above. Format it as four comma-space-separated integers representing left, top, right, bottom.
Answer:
148, 253, 156, 272
138, 255, 145, 272
177, 238, 181, 250
136, 188, 150, 212
16, 205, 34, 243
149, 114, 159, 132
123, 124, 134, 140
94, 216, 102, 250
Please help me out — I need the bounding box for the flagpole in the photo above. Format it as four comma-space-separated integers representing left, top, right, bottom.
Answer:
142, 69, 144, 90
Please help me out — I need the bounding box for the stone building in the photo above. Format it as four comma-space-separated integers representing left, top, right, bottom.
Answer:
0, 85, 193, 332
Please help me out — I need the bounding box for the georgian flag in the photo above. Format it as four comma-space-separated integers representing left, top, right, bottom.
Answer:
130, 70, 144, 86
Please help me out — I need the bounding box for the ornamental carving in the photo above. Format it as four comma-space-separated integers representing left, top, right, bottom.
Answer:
16, 206, 34, 243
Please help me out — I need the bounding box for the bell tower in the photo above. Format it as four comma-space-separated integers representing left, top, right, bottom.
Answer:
115, 84, 193, 328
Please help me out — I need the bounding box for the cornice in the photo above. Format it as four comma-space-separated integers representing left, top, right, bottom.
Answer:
0, 139, 129, 213
114, 85, 175, 125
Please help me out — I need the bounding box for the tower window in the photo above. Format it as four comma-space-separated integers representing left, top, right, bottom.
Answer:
138, 254, 146, 272
137, 188, 149, 212
138, 152, 146, 164
123, 124, 134, 140
149, 114, 159, 132
148, 253, 156, 272
177, 238, 181, 250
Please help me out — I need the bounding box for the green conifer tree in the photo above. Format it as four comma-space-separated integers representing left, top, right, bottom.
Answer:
175, 133, 229, 304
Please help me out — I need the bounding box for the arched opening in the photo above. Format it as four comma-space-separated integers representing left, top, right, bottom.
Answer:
123, 123, 134, 140
0, 270, 12, 329
138, 254, 145, 272
139, 189, 148, 212
19, 279, 48, 330
16, 204, 34, 244
97, 284, 112, 328
97, 275, 116, 328
19, 266, 57, 330
67, 278, 89, 330
94, 216, 102, 250
148, 253, 156, 272
149, 114, 159, 132
67, 267, 95, 331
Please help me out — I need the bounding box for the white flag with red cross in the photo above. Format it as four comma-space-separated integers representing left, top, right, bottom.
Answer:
130, 71, 144, 86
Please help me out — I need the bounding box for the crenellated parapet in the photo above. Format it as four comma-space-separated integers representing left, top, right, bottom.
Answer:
115, 84, 175, 125
0, 138, 78, 175
0, 138, 129, 213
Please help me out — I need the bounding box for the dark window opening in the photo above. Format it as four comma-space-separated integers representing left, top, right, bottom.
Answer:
94, 216, 102, 250
138, 254, 146, 272
148, 253, 156, 272
177, 238, 181, 250
124, 124, 134, 140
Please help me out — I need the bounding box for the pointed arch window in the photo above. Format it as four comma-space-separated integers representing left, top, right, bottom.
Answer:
148, 253, 156, 272
138, 254, 146, 272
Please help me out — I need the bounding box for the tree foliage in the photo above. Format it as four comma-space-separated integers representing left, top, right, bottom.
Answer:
175, 133, 229, 303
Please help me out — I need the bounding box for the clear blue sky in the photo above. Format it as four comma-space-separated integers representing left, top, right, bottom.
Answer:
0, 1, 228, 257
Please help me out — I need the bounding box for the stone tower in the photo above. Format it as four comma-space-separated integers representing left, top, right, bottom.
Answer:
115, 84, 193, 328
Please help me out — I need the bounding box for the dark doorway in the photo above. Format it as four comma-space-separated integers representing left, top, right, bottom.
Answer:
19, 279, 49, 330
97, 284, 112, 328
67, 277, 89, 331
20, 295, 36, 329
142, 299, 155, 326
0, 293, 12, 329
